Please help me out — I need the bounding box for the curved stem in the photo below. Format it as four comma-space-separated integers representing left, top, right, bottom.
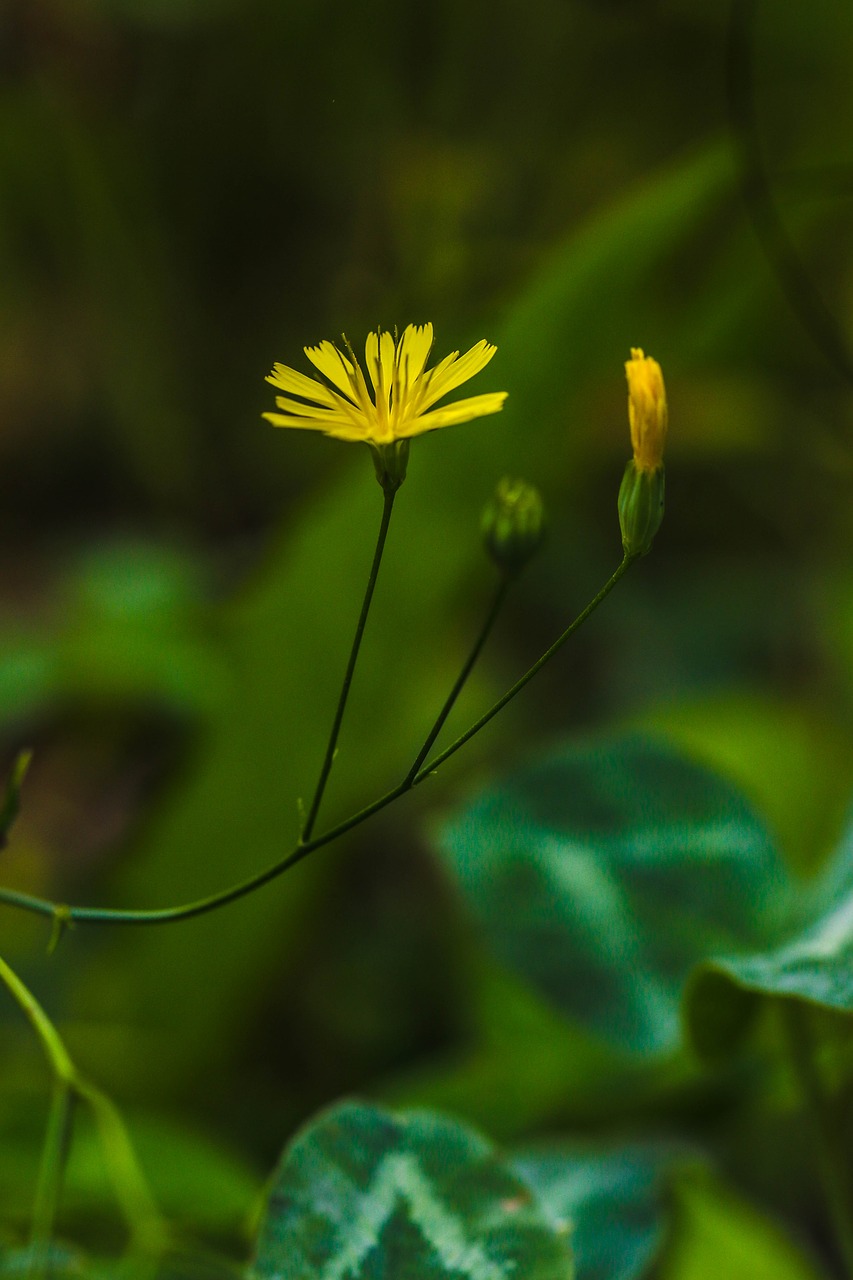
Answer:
0, 955, 74, 1079
404, 575, 511, 785
413, 554, 633, 780
0, 954, 167, 1256
301, 488, 396, 842
782, 1000, 853, 1278
0, 555, 633, 928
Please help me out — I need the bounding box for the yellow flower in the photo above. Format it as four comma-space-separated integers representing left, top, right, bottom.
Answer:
625, 347, 667, 473
263, 323, 507, 445
619, 348, 667, 557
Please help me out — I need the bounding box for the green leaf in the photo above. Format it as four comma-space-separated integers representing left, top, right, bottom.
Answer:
512, 1145, 677, 1280
0, 1245, 90, 1279
687, 804, 853, 1056
0, 1243, 238, 1280
437, 734, 788, 1056
658, 1173, 825, 1280
251, 1100, 573, 1280
0, 541, 223, 723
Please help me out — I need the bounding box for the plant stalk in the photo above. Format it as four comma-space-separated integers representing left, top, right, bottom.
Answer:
0, 555, 633, 928
301, 488, 396, 842
404, 574, 511, 785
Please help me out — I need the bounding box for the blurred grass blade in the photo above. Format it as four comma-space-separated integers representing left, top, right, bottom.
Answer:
0, 750, 32, 850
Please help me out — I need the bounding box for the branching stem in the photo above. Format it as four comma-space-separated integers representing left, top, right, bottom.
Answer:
0, 555, 633, 929
404, 574, 511, 785
0, 954, 167, 1261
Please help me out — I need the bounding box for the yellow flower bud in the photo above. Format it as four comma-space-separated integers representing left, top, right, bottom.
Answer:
619, 349, 667, 557
625, 348, 667, 474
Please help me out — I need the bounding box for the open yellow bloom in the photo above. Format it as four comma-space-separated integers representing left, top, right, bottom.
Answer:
263, 323, 507, 446
625, 347, 667, 473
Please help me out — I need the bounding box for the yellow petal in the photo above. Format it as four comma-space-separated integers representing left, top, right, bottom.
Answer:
304, 341, 359, 400
403, 391, 508, 436
625, 348, 667, 472
418, 340, 497, 410
262, 411, 364, 441
265, 363, 338, 406
273, 395, 360, 426
262, 411, 332, 431
365, 329, 396, 410
395, 323, 434, 394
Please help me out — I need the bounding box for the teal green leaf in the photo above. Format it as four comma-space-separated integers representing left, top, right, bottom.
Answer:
512, 1145, 677, 1280
0, 1244, 237, 1280
687, 803, 853, 1056
251, 1101, 573, 1280
0, 1248, 80, 1279
437, 734, 788, 1056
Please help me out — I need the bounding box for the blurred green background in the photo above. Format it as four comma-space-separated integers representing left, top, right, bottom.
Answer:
1, 0, 853, 1268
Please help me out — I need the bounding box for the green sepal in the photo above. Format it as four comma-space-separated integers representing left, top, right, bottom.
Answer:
369, 439, 410, 493
618, 461, 665, 557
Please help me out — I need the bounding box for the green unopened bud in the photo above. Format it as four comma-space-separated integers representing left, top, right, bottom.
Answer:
369, 439, 410, 494
482, 477, 545, 575
618, 460, 665, 557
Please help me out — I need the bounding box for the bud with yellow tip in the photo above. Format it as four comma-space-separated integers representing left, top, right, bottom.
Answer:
619, 348, 667, 557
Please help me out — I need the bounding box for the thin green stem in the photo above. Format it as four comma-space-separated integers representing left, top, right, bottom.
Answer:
413, 554, 634, 780
74, 1077, 165, 1255
404, 574, 511, 785
0, 954, 167, 1258
0, 955, 74, 1079
0, 555, 633, 929
782, 1000, 853, 1278
301, 488, 397, 842
28, 1083, 74, 1280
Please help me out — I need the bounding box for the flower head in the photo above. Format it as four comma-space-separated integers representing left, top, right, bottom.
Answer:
263, 323, 507, 446
625, 347, 667, 473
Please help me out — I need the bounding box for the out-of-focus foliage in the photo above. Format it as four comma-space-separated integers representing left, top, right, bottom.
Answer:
689, 800, 853, 1056
512, 1143, 677, 1280
250, 1101, 574, 1280
438, 733, 789, 1057
1, 0, 853, 1273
